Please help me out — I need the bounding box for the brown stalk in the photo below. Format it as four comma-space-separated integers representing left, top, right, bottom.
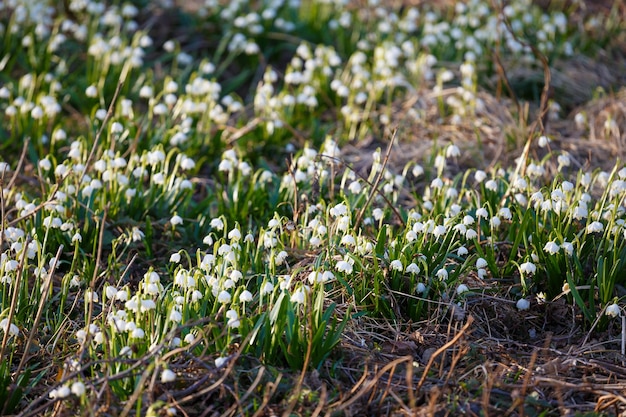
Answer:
0, 237, 31, 416
5, 137, 30, 192
317, 153, 406, 228
251, 374, 283, 417
79, 79, 125, 186
15, 245, 64, 377
77, 203, 109, 360
333, 355, 413, 411
416, 315, 474, 392
353, 129, 397, 231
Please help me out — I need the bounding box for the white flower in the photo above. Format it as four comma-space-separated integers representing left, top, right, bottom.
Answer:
161, 369, 176, 383
475, 208, 488, 218
561, 241, 573, 256
606, 303, 621, 318
228, 228, 241, 241
457, 246, 468, 256
474, 170, 487, 183
490, 216, 501, 228
261, 282, 274, 295
416, 283, 426, 293
476, 258, 488, 269
586, 221, 603, 234
239, 290, 253, 302
169, 309, 182, 322
435, 268, 448, 280
538, 135, 551, 148
71, 381, 86, 396
170, 215, 183, 226
0, 319, 19, 337
210, 218, 224, 230
433, 225, 446, 238
406, 263, 420, 274
290, 288, 306, 304
330, 203, 347, 217
520, 262, 536, 275
465, 229, 478, 240
430, 178, 443, 189
275, 250, 288, 265
131, 328, 145, 339
499, 207, 512, 220
390, 260, 403, 271
218, 290, 231, 304
485, 180, 497, 191
215, 356, 228, 368
341, 235, 356, 246
131, 227, 144, 242
50, 385, 71, 399
412, 164, 424, 177
348, 181, 362, 194
169, 253, 181, 263
516, 298, 530, 310
336, 260, 353, 274
456, 284, 469, 295
446, 144, 460, 158
543, 241, 560, 255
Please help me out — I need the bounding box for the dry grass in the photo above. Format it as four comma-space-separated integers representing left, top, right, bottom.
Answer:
12, 2, 626, 416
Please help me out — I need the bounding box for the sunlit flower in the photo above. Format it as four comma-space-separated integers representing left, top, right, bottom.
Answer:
0, 319, 19, 337
330, 203, 347, 217
161, 369, 176, 383
336, 260, 353, 274
215, 356, 228, 368
71, 381, 86, 396
210, 218, 224, 230
50, 385, 71, 399
290, 288, 306, 304
606, 303, 621, 318
406, 263, 420, 274
586, 221, 603, 234
543, 241, 559, 255
561, 241, 573, 256
456, 284, 469, 295
520, 262, 536, 275
390, 260, 403, 271
218, 290, 231, 304
435, 268, 448, 280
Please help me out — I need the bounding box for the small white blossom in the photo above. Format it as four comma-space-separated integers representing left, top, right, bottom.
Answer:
161, 369, 176, 383
586, 221, 603, 234
516, 298, 530, 310
390, 260, 403, 271
456, 284, 469, 295
336, 260, 353, 274
606, 303, 621, 318
240, 290, 253, 303
520, 262, 536, 275
71, 381, 86, 396
543, 241, 560, 255
435, 268, 448, 280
